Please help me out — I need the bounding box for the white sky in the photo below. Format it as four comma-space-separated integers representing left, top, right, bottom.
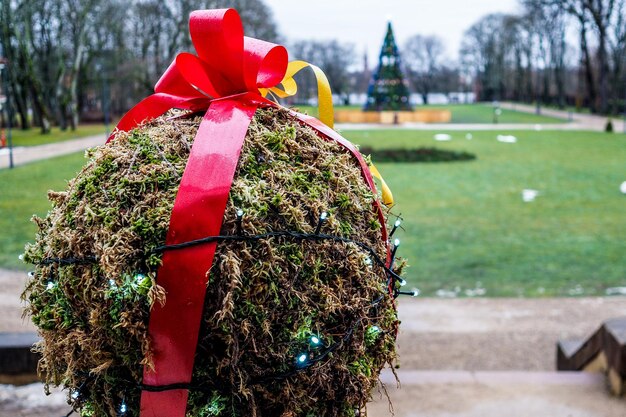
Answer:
265, 0, 522, 65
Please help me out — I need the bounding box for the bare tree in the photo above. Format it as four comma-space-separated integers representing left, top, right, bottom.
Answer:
583, 0, 617, 113
0, 0, 280, 132
403, 34, 446, 104
532, 0, 618, 113
609, 0, 626, 113
460, 14, 509, 101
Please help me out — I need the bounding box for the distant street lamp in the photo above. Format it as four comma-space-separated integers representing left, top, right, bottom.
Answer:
0, 57, 14, 169
493, 103, 502, 124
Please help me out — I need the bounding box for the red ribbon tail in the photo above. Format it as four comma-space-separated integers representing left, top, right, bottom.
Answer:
108, 94, 193, 142
140, 99, 258, 417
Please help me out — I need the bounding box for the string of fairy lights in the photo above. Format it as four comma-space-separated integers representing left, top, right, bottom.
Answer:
33, 210, 417, 416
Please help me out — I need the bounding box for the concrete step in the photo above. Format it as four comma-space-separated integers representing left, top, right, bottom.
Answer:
366, 369, 626, 417
1, 370, 623, 417
0, 333, 39, 384
557, 317, 626, 395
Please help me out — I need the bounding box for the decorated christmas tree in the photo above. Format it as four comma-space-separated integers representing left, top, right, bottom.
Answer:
364, 21, 412, 111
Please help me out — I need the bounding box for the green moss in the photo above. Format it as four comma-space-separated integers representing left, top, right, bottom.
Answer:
348, 357, 374, 378
365, 325, 381, 347
190, 392, 227, 417
22, 108, 401, 417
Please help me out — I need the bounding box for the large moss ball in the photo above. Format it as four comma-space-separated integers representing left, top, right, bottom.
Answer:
23, 107, 401, 417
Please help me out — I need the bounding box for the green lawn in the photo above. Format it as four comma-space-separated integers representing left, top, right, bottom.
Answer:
0, 152, 86, 269
6, 124, 108, 147
2, 129, 625, 297
343, 129, 626, 297
291, 103, 566, 124
419, 104, 566, 124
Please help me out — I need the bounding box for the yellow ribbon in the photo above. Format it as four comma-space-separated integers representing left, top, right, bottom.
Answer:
260, 60, 334, 129
368, 163, 394, 206
261, 60, 394, 206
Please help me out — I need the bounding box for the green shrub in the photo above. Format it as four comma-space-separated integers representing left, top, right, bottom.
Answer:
360, 146, 476, 163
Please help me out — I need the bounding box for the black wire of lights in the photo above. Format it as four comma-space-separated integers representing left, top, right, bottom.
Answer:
37, 211, 410, 290
35, 210, 416, 415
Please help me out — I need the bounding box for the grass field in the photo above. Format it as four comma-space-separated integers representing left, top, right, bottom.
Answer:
1, 129, 625, 297
0, 153, 86, 269
293, 103, 566, 124
5, 124, 108, 147
420, 104, 566, 124
344, 129, 626, 297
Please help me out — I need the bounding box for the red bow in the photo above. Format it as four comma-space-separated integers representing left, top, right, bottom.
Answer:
110, 8, 287, 138
107, 9, 388, 417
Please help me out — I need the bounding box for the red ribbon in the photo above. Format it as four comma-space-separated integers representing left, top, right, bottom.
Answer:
108, 9, 388, 417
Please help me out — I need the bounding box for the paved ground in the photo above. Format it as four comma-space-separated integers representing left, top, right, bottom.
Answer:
0, 134, 105, 170
3, 370, 624, 417
2, 267, 625, 416
501, 102, 626, 133
0, 269, 32, 333
368, 370, 626, 417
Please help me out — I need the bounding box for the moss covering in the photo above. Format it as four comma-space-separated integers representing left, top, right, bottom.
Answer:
22, 107, 403, 417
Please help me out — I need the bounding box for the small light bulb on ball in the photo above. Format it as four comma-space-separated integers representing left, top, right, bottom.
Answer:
297, 353, 307, 365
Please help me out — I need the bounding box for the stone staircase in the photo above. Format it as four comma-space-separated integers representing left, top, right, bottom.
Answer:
0, 333, 39, 385
557, 317, 626, 396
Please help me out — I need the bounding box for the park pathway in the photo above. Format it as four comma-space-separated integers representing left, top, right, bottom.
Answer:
0, 133, 105, 170
500, 101, 626, 133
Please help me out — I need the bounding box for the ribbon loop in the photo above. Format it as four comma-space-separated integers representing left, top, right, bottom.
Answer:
189, 9, 245, 92
242, 37, 288, 91
272, 60, 334, 129
175, 53, 222, 98
154, 61, 203, 99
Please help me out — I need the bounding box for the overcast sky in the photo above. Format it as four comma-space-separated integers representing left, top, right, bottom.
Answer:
264, 0, 522, 65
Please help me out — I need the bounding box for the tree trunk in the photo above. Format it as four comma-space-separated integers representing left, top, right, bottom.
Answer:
68, 42, 85, 131
10, 77, 30, 130
580, 22, 598, 113
13, 99, 29, 130
554, 34, 566, 109
597, 28, 609, 114
524, 47, 533, 103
